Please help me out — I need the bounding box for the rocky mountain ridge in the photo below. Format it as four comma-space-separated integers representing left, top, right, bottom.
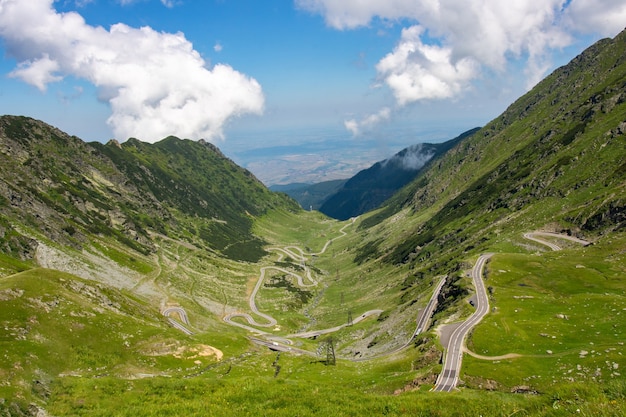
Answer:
0, 116, 298, 266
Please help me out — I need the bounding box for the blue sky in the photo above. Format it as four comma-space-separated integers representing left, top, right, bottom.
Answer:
0, 0, 624, 182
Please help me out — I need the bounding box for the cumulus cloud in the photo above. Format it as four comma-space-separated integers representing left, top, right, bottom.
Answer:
297, 0, 626, 108
0, 0, 264, 142
344, 107, 391, 136
376, 25, 478, 105
296, 0, 418, 30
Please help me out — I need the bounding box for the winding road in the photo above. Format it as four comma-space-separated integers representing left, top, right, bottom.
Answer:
221, 217, 449, 356
164, 220, 592, 380
162, 306, 193, 335
352, 275, 447, 362
523, 231, 590, 251
287, 309, 384, 339
433, 254, 493, 392
433, 231, 591, 392
222, 218, 369, 343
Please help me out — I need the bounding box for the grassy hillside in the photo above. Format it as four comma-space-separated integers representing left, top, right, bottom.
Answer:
92, 136, 298, 261
270, 179, 347, 211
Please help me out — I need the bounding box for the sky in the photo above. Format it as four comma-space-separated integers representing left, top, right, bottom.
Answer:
0, 0, 625, 182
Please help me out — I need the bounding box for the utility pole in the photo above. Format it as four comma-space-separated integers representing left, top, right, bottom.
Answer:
320, 337, 336, 366
347, 309, 353, 327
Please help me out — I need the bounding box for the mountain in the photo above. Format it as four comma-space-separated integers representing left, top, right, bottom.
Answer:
356, 28, 626, 269
318, 128, 480, 220
0, 116, 298, 264
270, 179, 347, 210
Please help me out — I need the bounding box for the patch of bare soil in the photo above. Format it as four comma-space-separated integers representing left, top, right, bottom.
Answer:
173, 344, 223, 361
140, 338, 223, 361
394, 372, 437, 394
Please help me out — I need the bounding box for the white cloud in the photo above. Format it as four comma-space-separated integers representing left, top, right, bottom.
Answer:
385, 144, 434, 171
564, 0, 626, 37
115, 0, 180, 8
214, 42, 223, 52
344, 107, 391, 136
74, 0, 95, 7
295, 0, 419, 30
160, 0, 178, 8
297, 0, 626, 108
376, 25, 478, 104
9, 54, 62, 91
344, 119, 359, 136
0, 0, 264, 142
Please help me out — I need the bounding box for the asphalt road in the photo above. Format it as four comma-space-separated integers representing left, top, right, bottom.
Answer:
433, 254, 493, 392
223, 219, 356, 338
351, 275, 447, 362
223, 218, 448, 358
287, 309, 384, 339
414, 276, 447, 338
162, 306, 193, 335
248, 337, 317, 356
432, 232, 591, 391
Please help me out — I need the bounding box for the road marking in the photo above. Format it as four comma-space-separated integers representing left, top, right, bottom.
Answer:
433, 254, 492, 392
433, 232, 590, 392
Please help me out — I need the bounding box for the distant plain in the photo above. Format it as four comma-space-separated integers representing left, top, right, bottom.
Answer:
222, 124, 475, 185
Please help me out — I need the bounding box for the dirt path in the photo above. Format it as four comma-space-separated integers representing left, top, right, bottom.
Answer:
464, 349, 522, 360
523, 231, 590, 251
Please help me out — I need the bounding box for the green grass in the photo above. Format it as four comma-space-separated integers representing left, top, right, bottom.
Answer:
41, 347, 560, 417
462, 235, 626, 396
253, 208, 342, 250
91, 240, 155, 274
0, 252, 32, 276
0, 269, 224, 409
2, 210, 626, 416
42, 349, 626, 417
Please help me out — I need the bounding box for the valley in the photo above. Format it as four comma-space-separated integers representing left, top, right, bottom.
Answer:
1, 27, 626, 417
3, 203, 623, 416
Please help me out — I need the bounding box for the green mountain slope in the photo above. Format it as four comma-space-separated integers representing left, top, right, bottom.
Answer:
319, 128, 480, 220
358, 29, 626, 269
0, 116, 298, 265
270, 179, 347, 211
92, 136, 298, 260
